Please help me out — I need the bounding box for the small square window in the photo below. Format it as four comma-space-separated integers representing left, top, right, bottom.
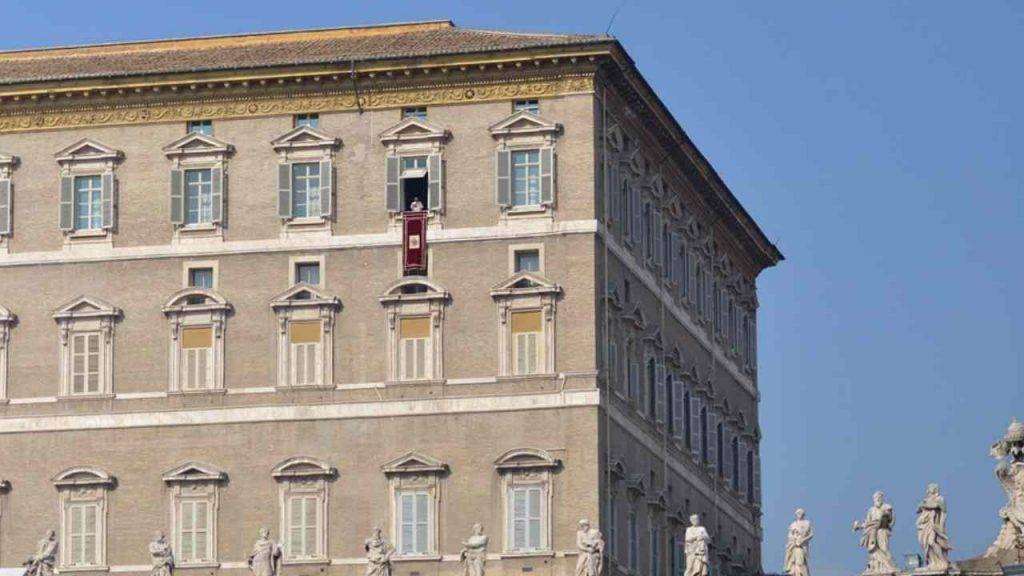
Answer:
294, 113, 320, 128
186, 120, 213, 136
514, 99, 540, 114
514, 250, 540, 273
188, 268, 214, 289
296, 262, 321, 286
402, 107, 427, 120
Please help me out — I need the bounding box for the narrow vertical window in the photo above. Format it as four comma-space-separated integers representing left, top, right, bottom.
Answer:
71, 332, 101, 395
511, 311, 542, 375
700, 406, 709, 464
510, 150, 541, 207
291, 162, 322, 219
181, 327, 214, 391
68, 503, 99, 566
513, 99, 540, 114
294, 113, 320, 128
716, 422, 725, 478
509, 486, 544, 551
186, 120, 213, 135
289, 321, 323, 387
178, 499, 210, 563
402, 107, 427, 120
398, 317, 430, 381
184, 168, 213, 225
398, 491, 430, 555
627, 508, 638, 571
287, 495, 320, 559
74, 175, 103, 231
295, 262, 321, 286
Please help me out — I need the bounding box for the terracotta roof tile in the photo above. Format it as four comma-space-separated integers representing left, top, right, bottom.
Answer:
0, 21, 609, 85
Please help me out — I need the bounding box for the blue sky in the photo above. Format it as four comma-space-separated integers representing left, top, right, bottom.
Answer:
5, 1, 1022, 574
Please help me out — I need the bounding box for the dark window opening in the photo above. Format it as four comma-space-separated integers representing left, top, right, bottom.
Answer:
401, 283, 429, 295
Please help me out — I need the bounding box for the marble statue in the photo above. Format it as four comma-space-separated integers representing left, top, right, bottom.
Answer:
23, 530, 57, 576
784, 509, 813, 576
684, 514, 711, 576
916, 484, 952, 570
987, 418, 1024, 556
150, 531, 175, 576
365, 527, 395, 576
247, 528, 281, 576
853, 491, 898, 574
575, 519, 605, 576
460, 524, 489, 576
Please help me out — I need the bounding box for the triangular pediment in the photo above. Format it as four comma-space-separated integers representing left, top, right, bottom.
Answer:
382, 451, 447, 475
379, 117, 450, 144
55, 139, 122, 163
270, 283, 341, 310
271, 125, 342, 151
0, 153, 18, 168
52, 295, 121, 320
490, 272, 560, 295
0, 304, 15, 324
162, 132, 233, 157
489, 110, 562, 137
162, 462, 227, 483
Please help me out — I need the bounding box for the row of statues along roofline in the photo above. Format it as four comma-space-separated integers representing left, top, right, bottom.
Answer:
19, 418, 1024, 576
784, 418, 1024, 576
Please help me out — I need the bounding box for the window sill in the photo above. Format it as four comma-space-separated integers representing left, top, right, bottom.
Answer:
168, 388, 228, 396
392, 555, 442, 563
275, 383, 335, 392
175, 562, 221, 570
57, 393, 116, 402
174, 224, 223, 245
500, 551, 555, 559
496, 373, 558, 383
282, 558, 330, 567
68, 228, 109, 239
59, 566, 109, 573
386, 378, 446, 387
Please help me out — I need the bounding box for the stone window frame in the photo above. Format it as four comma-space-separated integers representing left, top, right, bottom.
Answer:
162, 132, 234, 244
0, 304, 14, 403
182, 260, 220, 290
489, 110, 562, 223
606, 459, 627, 563
647, 492, 668, 576
495, 448, 560, 556
54, 139, 123, 248
624, 474, 648, 572
162, 288, 233, 394
270, 284, 341, 390
52, 467, 116, 571
0, 153, 19, 253
272, 457, 337, 564
288, 255, 326, 288
490, 272, 561, 378
507, 243, 545, 276
379, 117, 451, 229
379, 278, 450, 383
382, 451, 448, 559
162, 462, 227, 568
52, 296, 122, 399
271, 126, 342, 238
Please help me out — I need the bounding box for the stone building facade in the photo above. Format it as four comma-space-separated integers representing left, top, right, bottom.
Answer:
0, 20, 781, 576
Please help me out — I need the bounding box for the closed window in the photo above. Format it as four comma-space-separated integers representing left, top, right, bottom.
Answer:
511, 311, 542, 375
295, 262, 321, 286
184, 168, 213, 225
289, 321, 323, 386
511, 150, 541, 207
71, 332, 101, 395
294, 113, 319, 128
398, 317, 430, 381
74, 175, 103, 231
508, 486, 545, 551
188, 268, 214, 289
291, 163, 322, 219
178, 499, 211, 563
627, 508, 638, 571
187, 120, 213, 135
651, 524, 661, 576
514, 250, 540, 273
286, 495, 320, 559
402, 106, 427, 120
181, 327, 214, 391
67, 503, 99, 566
398, 491, 430, 555
513, 99, 540, 114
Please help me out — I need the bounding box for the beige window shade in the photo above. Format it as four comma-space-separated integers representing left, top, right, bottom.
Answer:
399, 317, 431, 339
181, 327, 213, 349
289, 321, 322, 344
511, 310, 542, 333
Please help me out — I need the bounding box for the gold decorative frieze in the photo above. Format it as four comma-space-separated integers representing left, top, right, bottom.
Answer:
0, 75, 594, 134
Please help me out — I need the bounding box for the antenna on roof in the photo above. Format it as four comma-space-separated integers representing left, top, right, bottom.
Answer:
605, 0, 626, 35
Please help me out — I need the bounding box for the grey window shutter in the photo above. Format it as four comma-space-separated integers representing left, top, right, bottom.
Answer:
385, 156, 400, 212
690, 396, 701, 460
170, 169, 184, 225
211, 166, 224, 223
631, 188, 641, 242
0, 179, 10, 236
496, 150, 511, 207
427, 154, 442, 212
320, 159, 333, 219
540, 147, 555, 205
753, 449, 762, 504
278, 164, 292, 219
707, 412, 718, 471
724, 429, 733, 486
101, 172, 115, 230
59, 175, 75, 231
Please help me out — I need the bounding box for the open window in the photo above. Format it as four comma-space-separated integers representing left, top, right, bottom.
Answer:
162, 288, 232, 393
379, 278, 450, 382
380, 117, 450, 227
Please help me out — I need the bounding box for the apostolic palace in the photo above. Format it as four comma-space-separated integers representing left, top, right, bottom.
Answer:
0, 20, 782, 576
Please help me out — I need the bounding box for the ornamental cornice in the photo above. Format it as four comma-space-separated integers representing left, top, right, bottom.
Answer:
0, 70, 595, 135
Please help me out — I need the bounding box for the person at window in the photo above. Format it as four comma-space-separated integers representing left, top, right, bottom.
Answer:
408, 196, 425, 212
149, 531, 174, 576
23, 530, 57, 576
247, 528, 281, 576
365, 528, 394, 576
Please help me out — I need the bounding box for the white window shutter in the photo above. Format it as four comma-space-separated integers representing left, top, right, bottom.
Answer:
496, 150, 511, 207
753, 447, 762, 505
386, 156, 401, 212
540, 147, 555, 205
210, 166, 224, 223
100, 172, 115, 230
0, 179, 10, 235
320, 159, 333, 219
427, 153, 443, 212
170, 169, 185, 225
654, 363, 665, 424
59, 175, 74, 231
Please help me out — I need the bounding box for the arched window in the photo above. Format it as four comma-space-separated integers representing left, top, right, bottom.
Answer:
272, 457, 337, 562
53, 467, 116, 569
162, 288, 231, 393
380, 278, 450, 382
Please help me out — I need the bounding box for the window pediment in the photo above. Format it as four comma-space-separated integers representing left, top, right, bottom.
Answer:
55, 139, 123, 165
162, 288, 232, 314
0, 153, 18, 177
162, 132, 234, 160
490, 272, 561, 298
647, 490, 669, 512
605, 123, 624, 153
668, 507, 688, 526
270, 283, 341, 312
666, 346, 684, 369
379, 117, 451, 146
162, 462, 228, 484
494, 448, 560, 472
607, 458, 627, 481
489, 111, 562, 139
382, 451, 448, 475
0, 304, 15, 326
380, 278, 450, 304
272, 456, 337, 480
52, 295, 121, 321
272, 126, 342, 153
52, 466, 116, 489
623, 304, 646, 330
603, 288, 624, 311
624, 474, 647, 497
